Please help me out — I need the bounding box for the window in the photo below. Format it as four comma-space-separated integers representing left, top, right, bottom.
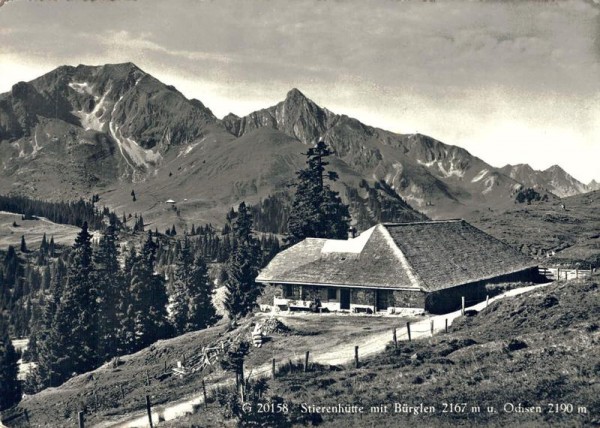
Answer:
327, 288, 337, 300
283, 285, 293, 298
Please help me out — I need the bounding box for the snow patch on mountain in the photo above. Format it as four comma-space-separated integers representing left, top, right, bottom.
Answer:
482, 176, 496, 194
72, 87, 111, 133
418, 156, 464, 178
390, 162, 403, 188
30, 128, 43, 157
471, 169, 489, 183
437, 155, 465, 178
107, 75, 162, 177
68, 81, 94, 96
417, 159, 436, 168
178, 138, 205, 157
110, 121, 161, 169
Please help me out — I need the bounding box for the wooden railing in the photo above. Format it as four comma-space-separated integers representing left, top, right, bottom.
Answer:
539, 266, 594, 281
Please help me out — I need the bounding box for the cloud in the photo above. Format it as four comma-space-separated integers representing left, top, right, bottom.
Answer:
0, 0, 599, 181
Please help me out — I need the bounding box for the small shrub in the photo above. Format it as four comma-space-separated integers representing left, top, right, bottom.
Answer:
504, 339, 528, 352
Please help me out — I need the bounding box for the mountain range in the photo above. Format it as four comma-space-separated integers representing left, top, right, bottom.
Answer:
499, 163, 597, 198
0, 62, 595, 231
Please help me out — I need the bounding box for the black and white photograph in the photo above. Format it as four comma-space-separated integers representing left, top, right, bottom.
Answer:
0, 0, 599, 426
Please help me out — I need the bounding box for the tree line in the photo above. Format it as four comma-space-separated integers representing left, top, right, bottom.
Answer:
0, 139, 352, 411
0, 194, 120, 230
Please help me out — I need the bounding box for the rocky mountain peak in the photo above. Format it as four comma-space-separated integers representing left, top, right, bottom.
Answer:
588, 179, 600, 191
545, 164, 566, 174
284, 87, 309, 102
221, 88, 333, 143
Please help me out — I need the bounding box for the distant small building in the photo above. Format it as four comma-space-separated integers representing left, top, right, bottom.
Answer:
256, 220, 539, 314
165, 199, 176, 204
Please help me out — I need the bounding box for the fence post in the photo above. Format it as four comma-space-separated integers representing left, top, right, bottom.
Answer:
145, 395, 154, 428
272, 358, 276, 379
486, 295, 489, 308
355, 346, 359, 368
461, 296, 465, 315
202, 379, 208, 410
406, 322, 412, 342
393, 328, 397, 349
430, 319, 434, 336
445, 318, 448, 333
304, 351, 310, 372
78, 411, 84, 428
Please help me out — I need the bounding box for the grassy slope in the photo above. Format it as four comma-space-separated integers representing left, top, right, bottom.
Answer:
0, 212, 81, 249
5, 313, 409, 427
468, 190, 600, 266
170, 276, 600, 428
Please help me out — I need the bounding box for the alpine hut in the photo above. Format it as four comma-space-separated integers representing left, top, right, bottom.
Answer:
256, 220, 539, 314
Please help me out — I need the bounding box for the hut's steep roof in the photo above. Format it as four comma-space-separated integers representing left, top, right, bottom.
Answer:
383, 220, 536, 291
256, 221, 536, 292
256, 238, 327, 283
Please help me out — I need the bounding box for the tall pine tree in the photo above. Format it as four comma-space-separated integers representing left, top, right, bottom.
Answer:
128, 232, 169, 350
224, 203, 261, 321
93, 221, 123, 360
0, 313, 21, 410
170, 237, 218, 334
35, 222, 98, 387
287, 140, 351, 244
118, 247, 138, 354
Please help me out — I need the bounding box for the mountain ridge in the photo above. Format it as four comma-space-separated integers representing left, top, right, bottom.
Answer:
0, 62, 591, 230
499, 163, 590, 198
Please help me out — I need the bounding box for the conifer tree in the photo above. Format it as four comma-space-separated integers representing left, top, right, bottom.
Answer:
49, 236, 56, 257
36, 222, 98, 386
128, 232, 169, 350
93, 222, 123, 360
40, 233, 48, 253
287, 140, 351, 244
170, 238, 218, 334
3, 246, 19, 289
186, 253, 218, 330
0, 313, 21, 410
169, 237, 192, 334
42, 265, 51, 292
20, 235, 27, 253
224, 203, 261, 321
118, 247, 138, 354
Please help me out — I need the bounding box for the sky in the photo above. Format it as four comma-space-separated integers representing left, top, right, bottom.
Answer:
1, 0, 599, 183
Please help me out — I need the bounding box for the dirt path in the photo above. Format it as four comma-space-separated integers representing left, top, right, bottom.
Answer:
99, 282, 551, 427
